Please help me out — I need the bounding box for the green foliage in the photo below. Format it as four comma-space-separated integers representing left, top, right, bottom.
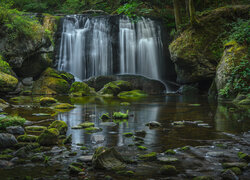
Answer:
226, 19, 250, 45
0, 116, 26, 129
219, 55, 250, 98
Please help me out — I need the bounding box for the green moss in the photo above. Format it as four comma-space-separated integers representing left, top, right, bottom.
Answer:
116, 170, 134, 176
2, 148, 14, 154
78, 122, 95, 128
165, 149, 176, 155
70, 82, 96, 96
84, 127, 102, 133
100, 113, 110, 120
0, 71, 18, 92
229, 167, 241, 175
0, 56, 13, 75
80, 146, 88, 150
120, 102, 131, 106
118, 90, 148, 98
123, 132, 133, 137
112, 111, 129, 119
53, 103, 75, 109
69, 165, 84, 174
39, 97, 57, 106
37, 128, 59, 146
238, 98, 250, 105
0, 115, 26, 130
160, 165, 177, 175
99, 80, 131, 96
17, 134, 38, 142
238, 152, 250, 161
137, 145, 147, 150
138, 152, 157, 161
180, 146, 190, 151
48, 120, 68, 135
63, 134, 72, 145
25, 126, 47, 132
0, 154, 14, 160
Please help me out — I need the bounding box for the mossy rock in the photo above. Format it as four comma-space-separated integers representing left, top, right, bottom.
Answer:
68, 164, 83, 174
123, 132, 133, 137
120, 102, 130, 106
116, 170, 134, 176
118, 90, 148, 98
25, 126, 47, 133
165, 149, 176, 155
0, 56, 15, 76
63, 134, 72, 145
238, 152, 250, 162
78, 122, 95, 128
98, 80, 131, 96
53, 103, 75, 109
137, 146, 147, 150
60, 72, 75, 84
37, 128, 59, 146
48, 120, 68, 135
138, 152, 157, 161
17, 134, 38, 143
159, 165, 177, 175
0, 71, 18, 93
39, 97, 57, 106
100, 113, 110, 120
84, 127, 102, 133
112, 111, 129, 119
0, 116, 26, 130
70, 82, 96, 96
33, 68, 72, 95
0, 154, 14, 160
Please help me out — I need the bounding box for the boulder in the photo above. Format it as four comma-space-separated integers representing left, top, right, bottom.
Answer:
0, 71, 18, 93
159, 165, 177, 175
98, 80, 131, 96
32, 68, 73, 95
39, 97, 57, 106
37, 128, 59, 146
0, 133, 18, 148
6, 126, 25, 135
92, 147, 126, 170
48, 120, 68, 135
85, 74, 166, 95
69, 82, 96, 96
118, 90, 148, 98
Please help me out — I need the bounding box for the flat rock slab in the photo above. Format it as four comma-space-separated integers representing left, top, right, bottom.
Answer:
77, 155, 93, 163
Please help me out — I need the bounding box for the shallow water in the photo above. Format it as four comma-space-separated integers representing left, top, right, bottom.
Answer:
2, 95, 250, 179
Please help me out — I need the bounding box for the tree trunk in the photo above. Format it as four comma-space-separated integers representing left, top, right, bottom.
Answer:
185, 0, 189, 17
173, 0, 182, 30
189, 0, 199, 26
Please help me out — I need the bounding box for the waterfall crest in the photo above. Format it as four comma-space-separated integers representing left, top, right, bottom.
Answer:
58, 15, 164, 81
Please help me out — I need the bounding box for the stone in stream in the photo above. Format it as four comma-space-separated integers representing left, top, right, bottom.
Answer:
6, 126, 25, 135
221, 169, 238, 180
0, 133, 18, 148
157, 157, 178, 163
91, 135, 105, 144
145, 121, 162, 128
135, 130, 146, 137
92, 147, 126, 170
77, 155, 93, 163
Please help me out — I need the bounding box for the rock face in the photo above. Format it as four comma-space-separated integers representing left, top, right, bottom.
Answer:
169, 6, 249, 85
0, 133, 18, 148
85, 75, 166, 95
215, 41, 248, 98
92, 147, 126, 170
32, 68, 74, 95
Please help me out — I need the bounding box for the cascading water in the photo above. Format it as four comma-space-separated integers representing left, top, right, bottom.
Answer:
58, 15, 164, 81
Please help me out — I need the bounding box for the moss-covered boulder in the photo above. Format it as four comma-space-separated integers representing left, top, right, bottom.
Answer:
33, 68, 74, 95
25, 126, 47, 133
118, 90, 148, 98
39, 97, 57, 106
37, 128, 59, 146
159, 165, 177, 175
48, 120, 68, 135
17, 134, 38, 142
78, 122, 95, 128
98, 80, 131, 96
53, 103, 75, 109
0, 71, 18, 93
215, 41, 249, 98
169, 6, 249, 84
69, 82, 96, 96
0, 56, 16, 76
92, 147, 126, 170
138, 152, 157, 161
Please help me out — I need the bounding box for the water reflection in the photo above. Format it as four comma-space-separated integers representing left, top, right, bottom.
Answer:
56, 96, 250, 151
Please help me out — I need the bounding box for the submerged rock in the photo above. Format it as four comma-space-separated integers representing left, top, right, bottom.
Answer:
92, 147, 126, 170
0, 133, 18, 148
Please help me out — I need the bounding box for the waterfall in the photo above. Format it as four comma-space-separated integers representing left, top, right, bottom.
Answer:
58, 15, 164, 81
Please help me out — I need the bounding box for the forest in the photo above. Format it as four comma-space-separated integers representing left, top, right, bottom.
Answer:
0, 0, 249, 180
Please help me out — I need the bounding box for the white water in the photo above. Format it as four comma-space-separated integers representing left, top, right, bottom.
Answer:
58, 15, 163, 81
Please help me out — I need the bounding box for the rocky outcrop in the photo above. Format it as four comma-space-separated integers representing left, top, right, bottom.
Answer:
85, 75, 166, 95
32, 67, 74, 95
169, 6, 249, 86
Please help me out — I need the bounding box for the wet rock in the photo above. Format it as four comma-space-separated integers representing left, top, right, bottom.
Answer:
193, 176, 214, 180
39, 97, 57, 106
85, 127, 102, 133
138, 152, 157, 161
206, 151, 226, 157
17, 134, 38, 142
157, 157, 178, 163
6, 126, 25, 135
222, 162, 248, 169
237, 152, 250, 162
92, 147, 126, 170
37, 128, 59, 146
118, 90, 148, 98
221, 169, 238, 180
63, 134, 72, 145
14, 147, 28, 158
25, 125, 47, 132
100, 113, 111, 120
69, 164, 83, 174
91, 135, 105, 144
135, 130, 146, 137
145, 121, 161, 128
177, 85, 199, 95
53, 103, 75, 109
77, 155, 93, 163
69, 81, 96, 96
98, 80, 131, 96
0, 160, 13, 168
22, 77, 33, 86
48, 120, 68, 135
165, 149, 176, 155
123, 132, 133, 137
159, 165, 177, 175
99, 122, 116, 127
78, 122, 94, 128
0, 133, 18, 148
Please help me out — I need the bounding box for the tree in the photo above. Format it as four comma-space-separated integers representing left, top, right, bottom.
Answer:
189, 0, 199, 26
173, 0, 181, 30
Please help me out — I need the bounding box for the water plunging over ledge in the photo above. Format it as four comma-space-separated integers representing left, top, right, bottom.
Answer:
58, 15, 164, 81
